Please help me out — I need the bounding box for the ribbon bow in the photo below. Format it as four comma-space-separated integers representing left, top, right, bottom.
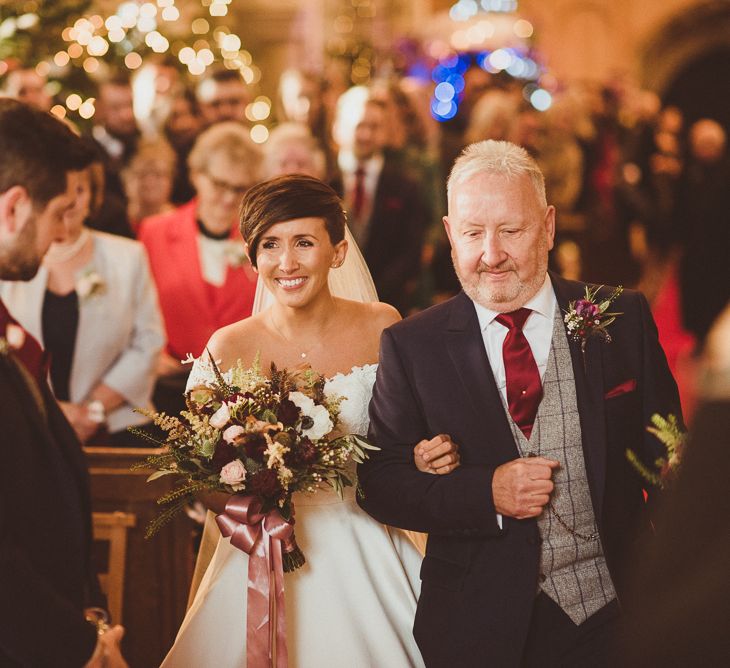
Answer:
216, 495, 294, 668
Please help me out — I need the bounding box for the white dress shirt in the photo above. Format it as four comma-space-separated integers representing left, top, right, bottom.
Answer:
471, 273, 556, 530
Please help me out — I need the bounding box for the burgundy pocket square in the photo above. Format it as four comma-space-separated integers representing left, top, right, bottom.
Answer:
605, 379, 637, 399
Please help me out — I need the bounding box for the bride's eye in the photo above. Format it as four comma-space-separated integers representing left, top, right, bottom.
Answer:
261, 240, 277, 250
296, 239, 314, 247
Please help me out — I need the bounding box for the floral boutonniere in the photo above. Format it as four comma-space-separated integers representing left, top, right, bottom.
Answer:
626, 413, 686, 489
76, 268, 106, 300
564, 284, 623, 353
223, 240, 249, 269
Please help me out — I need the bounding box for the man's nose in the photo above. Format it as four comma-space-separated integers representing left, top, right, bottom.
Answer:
481, 233, 507, 267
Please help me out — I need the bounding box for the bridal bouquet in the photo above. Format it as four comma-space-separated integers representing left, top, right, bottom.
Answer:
134, 352, 374, 571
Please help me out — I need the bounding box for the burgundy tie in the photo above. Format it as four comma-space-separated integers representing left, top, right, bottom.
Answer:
0, 299, 47, 383
495, 308, 542, 439
351, 166, 366, 220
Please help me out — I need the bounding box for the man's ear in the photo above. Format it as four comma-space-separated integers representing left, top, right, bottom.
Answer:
544, 205, 556, 251
0, 186, 32, 238
443, 215, 454, 246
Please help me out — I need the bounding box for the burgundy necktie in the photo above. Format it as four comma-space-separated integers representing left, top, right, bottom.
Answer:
495, 308, 542, 439
0, 299, 47, 383
351, 166, 366, 220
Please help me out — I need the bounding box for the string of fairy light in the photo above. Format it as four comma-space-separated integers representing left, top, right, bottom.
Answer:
430, 0, 553, 121
45, 0, 272, 142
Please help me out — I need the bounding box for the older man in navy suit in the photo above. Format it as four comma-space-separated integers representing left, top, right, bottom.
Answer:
358, 140, 680, 667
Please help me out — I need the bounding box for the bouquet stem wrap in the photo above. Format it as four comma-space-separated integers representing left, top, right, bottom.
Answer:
216, 495, 296, 668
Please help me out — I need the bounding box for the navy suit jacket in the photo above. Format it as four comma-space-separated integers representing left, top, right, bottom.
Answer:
358, 272, 681, 667
0, 348, 99, 666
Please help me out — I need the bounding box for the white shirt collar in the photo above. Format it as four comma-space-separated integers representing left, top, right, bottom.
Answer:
473, 273, 555, 331
338, 150, 384, 177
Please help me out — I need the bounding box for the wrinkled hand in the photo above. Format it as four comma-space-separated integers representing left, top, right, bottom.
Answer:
492, 457, 559, 519
59, 401, 100, 444
83, 625, 128, 668
414, 434, 460, 475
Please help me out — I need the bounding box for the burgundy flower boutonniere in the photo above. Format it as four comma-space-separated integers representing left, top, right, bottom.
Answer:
564, 284, 623, 353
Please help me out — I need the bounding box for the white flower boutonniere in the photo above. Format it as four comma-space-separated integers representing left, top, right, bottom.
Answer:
223, 241, 248, 269
76, 269, 106, 300
564, 284, 623, 353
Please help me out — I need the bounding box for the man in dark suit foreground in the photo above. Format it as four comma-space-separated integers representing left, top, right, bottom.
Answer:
0, 100, 127, 667
359, 140, 681, 667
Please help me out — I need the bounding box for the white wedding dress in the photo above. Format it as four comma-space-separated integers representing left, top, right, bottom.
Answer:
161, 362, 425, 668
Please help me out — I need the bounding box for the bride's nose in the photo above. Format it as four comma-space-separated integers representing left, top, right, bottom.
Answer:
278, 246, 299, 273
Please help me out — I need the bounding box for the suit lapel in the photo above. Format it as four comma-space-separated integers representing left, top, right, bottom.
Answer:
445, 292, 519, 464
550, 272, 607, 521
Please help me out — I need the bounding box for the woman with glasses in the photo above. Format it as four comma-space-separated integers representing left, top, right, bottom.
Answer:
138, 122, 260, 414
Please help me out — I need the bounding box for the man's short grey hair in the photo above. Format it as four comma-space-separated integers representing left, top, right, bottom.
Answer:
447, 140, 547, 209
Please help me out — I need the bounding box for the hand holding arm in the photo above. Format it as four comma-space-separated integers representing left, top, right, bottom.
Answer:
414, 434, 461, 474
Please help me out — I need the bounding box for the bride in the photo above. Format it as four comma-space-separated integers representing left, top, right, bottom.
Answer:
162, 175, 460, 667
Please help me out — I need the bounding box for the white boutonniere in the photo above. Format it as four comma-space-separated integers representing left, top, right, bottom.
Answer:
223, 240, 248, 269
0, 323, 26, 355
76, 268, 106, 300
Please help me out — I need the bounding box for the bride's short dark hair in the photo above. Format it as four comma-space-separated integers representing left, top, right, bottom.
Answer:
240, 174, 346, 268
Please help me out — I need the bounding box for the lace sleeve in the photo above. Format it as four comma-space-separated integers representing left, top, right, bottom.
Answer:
184, 355, 216, 392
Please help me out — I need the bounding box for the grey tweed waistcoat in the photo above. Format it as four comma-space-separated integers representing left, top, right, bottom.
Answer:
500, 305, 616, 624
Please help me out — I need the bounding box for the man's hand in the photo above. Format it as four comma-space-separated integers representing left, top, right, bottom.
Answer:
414, 434, 460, 474
59, 401, 100, 444
492, 457, 560, 519
83, 625, 128, 668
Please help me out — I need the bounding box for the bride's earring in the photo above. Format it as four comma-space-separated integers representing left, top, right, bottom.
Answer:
331, 261, 343, 268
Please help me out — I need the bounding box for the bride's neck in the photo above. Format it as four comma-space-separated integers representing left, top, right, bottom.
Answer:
269, 292, 339, 337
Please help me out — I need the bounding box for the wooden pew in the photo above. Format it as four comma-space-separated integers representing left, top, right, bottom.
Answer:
85, 447, 195, 668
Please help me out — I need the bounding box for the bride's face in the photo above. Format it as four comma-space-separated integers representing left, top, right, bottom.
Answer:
253, 216, 347, 308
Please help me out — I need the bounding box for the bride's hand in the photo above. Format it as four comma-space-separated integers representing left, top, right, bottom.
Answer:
414, 434, 460, 475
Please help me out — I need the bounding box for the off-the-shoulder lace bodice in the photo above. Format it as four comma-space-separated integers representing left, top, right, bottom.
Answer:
185, 356, 377, 437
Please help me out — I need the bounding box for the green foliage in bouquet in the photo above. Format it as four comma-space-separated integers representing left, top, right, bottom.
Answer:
626, 413, 686, 489
132, 353, 378, 548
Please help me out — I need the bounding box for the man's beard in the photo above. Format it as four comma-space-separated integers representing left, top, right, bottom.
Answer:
0, 218, 42, 281
451, 238, 548, 311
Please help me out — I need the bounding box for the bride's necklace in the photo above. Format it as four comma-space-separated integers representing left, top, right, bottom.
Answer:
268, 310, 338, 360
44, 228, 91, 265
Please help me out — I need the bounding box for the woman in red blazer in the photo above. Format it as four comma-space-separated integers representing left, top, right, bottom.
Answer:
139, 122, 260, 407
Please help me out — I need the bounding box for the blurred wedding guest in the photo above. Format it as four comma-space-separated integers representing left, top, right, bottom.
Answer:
0, 65, 52, 110
332, 87, 428, 313
196, 67, 250, 127
90, 74, 140, 203
677, 119, 730, 348
0, 99, 127, 667
121, 138, 176, 232
262, 122, 326, 179
164, 89, 202, 204
138, 122, 260, 412
1, 163, 165, 447
624, 304, 730, 667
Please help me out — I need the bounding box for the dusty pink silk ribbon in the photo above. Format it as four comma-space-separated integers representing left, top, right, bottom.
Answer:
216, 495, 293, 668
